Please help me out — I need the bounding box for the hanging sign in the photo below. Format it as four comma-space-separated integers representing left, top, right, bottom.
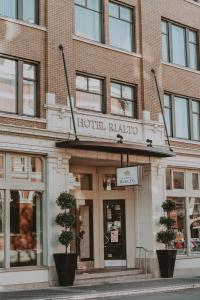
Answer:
117, 166, 142, 187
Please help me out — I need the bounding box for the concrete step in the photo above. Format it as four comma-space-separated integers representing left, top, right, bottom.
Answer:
74, 269, 152, 286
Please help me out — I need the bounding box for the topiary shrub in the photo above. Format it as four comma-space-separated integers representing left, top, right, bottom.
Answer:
157, 199, 176, 249
55, 192, 76, 252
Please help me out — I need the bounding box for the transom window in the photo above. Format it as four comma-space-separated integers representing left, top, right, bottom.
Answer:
111, 82, 135, 117
76, 74, 103, 112
164, 94, 200, 141
0, 57, 39, 117
0, 0, 39, 24
161, 20, 198, 70
75, 0, 102, 42
109, 2, 134, 51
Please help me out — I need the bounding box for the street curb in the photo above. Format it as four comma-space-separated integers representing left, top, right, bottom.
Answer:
40, 283, 200, 300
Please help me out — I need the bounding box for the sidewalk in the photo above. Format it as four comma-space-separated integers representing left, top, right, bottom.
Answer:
1, 277, 200, 300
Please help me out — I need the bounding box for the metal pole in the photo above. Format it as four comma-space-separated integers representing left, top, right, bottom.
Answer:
151, 69, 172, 152
59, 44, 79, 141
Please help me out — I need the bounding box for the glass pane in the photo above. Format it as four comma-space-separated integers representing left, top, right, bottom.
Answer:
76, 91, 102, 111
166, 169, 172, 190
170, 197, 187, 255
75, 0, 86, 6
88, 78, 102, 94
161, 21, 167, 34
120, 6, 132, 22
75, 6, 101, 42
76, 76, 87, 91
0, 156, 3, 178
162, 34, 169, 62
164, 94, 170, 107
164, 107, 172, 136
0, 0, 16, 18
103, 174, 124, 190
10, 191, 43, 267
109, 2, 119, 17
192, 113, 200, 140
189, 198, 200, 255
22, 0, 36, 24
23, 80, 36, 116
192, 101, 199, 113
0, 58, 16, 113
171, 24, 186, 66
31, 157, 42, 182
23, 64, 35, 80
109, 17, 132, 51
192, 173, 199, 190
173, 171, 184, 189
174, 97, 189, 139
189, 43, 197, 69
111, 98, 134, 117
11, 157, 28, 179
189, 30, 197, 43
0, 190, 4, 268
111, 83, 121, 98
87, 0, 101, 12
74, 174, 92, 190
122, 85, 133, 100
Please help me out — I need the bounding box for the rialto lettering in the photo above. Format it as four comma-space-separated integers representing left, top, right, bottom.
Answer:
77, 117, 138, 136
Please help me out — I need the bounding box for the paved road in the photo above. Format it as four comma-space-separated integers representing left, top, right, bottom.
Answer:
99, 288, 200, 300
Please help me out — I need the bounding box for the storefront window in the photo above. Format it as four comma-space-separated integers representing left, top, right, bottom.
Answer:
189, 198, 200, 255
0, 156, 4, 178
166, 169, 172, 190
173, 171, 184, 189
75, 174, 93, 190
170, 197, 187, 255
11, 157, 28, 179
31, 157, 42, 182
192, 173, 199, 190
103, 174, 124, 190
0, 190, 4, 268
10, 190, 43, 267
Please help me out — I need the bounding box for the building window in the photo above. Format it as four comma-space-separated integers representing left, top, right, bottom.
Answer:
76, 74, 103, 112
111, 82, 135, 117
161, 20, 198, 70
75, 0, 102, 42
109, 2, 134, 51
164, 94, 200, 141
0, 57, 39, 117
0, 0, 39, 24
74, 174, 93, 190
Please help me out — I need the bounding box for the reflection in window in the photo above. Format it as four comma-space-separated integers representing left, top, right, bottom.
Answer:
75, 0, 102, 42
75, 174, 93, 190
76, 75, 103, 112
174, 97, 189, 139
103, 174, 124, 190
170, 197, 187, 255
109, 2, 133, 51
0, 190, 4, 268
23, 64, 37, 116
173, 171, 184, 189
10, 190, 43, 267
11, 157, 28, 179
31, 157, 42, 182
189, 198, 200, 254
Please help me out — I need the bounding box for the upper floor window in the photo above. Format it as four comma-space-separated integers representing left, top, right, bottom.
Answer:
161, 20, 198, 70
75, 0, 102, 42
164, 94, 200, 141
0, 57, 39, 117
109, 2, 134, 51
76, 74, 103, 112
111, 82, 136, 117
0, 0, 39, 24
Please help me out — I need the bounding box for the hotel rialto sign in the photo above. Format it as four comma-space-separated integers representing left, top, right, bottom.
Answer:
117, 166, 140, 186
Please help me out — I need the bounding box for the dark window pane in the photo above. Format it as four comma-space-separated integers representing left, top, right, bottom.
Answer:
0, 58, 16, 113
22, 0, 36, 24
189, 198, 200, 255
75, 5, 101, 42
109, 17, 132, 51
174, 97, 189, 139
173, 171, 184, 189
192, 174, 199, 190
166, 169, 172, 190
75, 174, 93, 190
171, 24, 186, 66
23, 80, 36, 116
0, 0, 16, 18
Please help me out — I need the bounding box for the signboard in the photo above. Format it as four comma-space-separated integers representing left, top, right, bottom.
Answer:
117, 166, 141, 187
111, 230, 118, 243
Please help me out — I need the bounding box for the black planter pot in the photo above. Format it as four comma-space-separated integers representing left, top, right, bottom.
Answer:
156, 249, 177, 278
54, 253, 77, 286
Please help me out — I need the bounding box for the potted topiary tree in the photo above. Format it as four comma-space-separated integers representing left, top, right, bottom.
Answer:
54, 192, 77, 286
156, 199, 177, 278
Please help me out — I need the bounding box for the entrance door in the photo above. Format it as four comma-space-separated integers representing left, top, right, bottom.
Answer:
103, 200, 126, 266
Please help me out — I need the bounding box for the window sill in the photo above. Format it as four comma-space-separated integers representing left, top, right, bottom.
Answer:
0, 16, 46, 31
0, 112, 46, 123
73, 35, 142, 58
184, 0, 200, 7
162, 61, 200, 75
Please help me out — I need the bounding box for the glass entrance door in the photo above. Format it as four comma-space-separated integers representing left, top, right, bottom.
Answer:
103, 200, 126, 261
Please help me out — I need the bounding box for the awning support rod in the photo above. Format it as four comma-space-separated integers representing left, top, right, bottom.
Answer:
151, 69, 173, 152
59, 44, 79, 141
